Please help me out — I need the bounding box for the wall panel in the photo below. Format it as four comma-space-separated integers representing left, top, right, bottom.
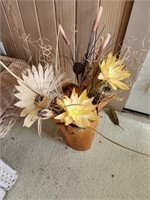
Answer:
0, 2, 18, 58
35, 0, 57, 48
99, 0, 126, 54
17, 0, 41, 64
0, 0, 133, 110
55, 0, 75, 78
110, 0, 149, 111
76, 0, 99, 61
2, 0, 28, 60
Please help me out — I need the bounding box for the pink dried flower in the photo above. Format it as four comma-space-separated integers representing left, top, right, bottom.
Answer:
92, 6, 103, 32
59, 24, 70, 45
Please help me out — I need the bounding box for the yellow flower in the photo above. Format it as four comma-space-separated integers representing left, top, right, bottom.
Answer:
55, 88, 99, 128
98, 53, 130, 90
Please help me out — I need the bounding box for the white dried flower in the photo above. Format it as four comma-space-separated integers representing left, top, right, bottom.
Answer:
14, 63, 64, 128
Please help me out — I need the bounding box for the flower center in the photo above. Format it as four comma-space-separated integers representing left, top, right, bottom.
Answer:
35, 95, 49, 109
69, 106, 79, 118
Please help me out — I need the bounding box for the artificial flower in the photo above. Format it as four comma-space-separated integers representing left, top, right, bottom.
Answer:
14, 63, 64, 127
98, 53, 130, 90
55, 88, 99, 128
38, 109, 53, 120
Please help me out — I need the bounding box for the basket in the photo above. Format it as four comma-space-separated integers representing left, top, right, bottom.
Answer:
0, 56, 28, 138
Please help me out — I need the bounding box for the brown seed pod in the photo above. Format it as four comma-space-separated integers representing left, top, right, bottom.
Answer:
62, 83, 82, 97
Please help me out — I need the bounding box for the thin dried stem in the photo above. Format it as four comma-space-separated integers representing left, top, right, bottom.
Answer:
89, 128, 150, 157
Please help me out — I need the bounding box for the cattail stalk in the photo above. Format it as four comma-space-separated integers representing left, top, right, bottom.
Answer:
55, 24, 70, 71
85, 6, 103, 61
92, 6, 103, 33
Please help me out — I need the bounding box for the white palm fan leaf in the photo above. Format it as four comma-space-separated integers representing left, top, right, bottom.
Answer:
0, 61, 64, 133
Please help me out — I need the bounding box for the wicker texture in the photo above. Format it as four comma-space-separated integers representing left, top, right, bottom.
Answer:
0, 56, 29, 138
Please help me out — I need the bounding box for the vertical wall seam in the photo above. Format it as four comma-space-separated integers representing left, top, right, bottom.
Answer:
73, 0, 76, 61
114, 0, 134, 55
1, 1, 19, 57
53, 0, 58, 38
75, 0, 77, 62
15, 0, 31, 60
53, 0, 61, 71
72, 0, 76, 82
33, 0, 42, 39
114, 0, 127, 54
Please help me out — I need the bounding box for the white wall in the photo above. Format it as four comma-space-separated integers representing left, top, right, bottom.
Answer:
125, 50, 150, 115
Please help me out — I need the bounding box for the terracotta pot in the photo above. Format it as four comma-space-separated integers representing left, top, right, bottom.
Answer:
56, 120, 99, 151
54, 100, 109, 151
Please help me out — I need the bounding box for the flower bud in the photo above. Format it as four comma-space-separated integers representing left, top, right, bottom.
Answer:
38, 109, 53, 120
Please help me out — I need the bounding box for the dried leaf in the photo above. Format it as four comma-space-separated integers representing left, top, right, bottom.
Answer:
106, 107, 124, 130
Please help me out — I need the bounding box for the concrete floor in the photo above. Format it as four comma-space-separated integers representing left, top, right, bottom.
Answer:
0, 111, 150, 200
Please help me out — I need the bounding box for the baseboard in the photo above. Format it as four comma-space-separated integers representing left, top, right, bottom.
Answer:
123, 108, 150, 118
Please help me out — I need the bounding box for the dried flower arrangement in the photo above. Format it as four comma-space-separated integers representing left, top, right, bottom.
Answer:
1, 6, 149, 155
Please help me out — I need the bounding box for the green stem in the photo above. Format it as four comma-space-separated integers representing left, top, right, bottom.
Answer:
88, 80, 102, 96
